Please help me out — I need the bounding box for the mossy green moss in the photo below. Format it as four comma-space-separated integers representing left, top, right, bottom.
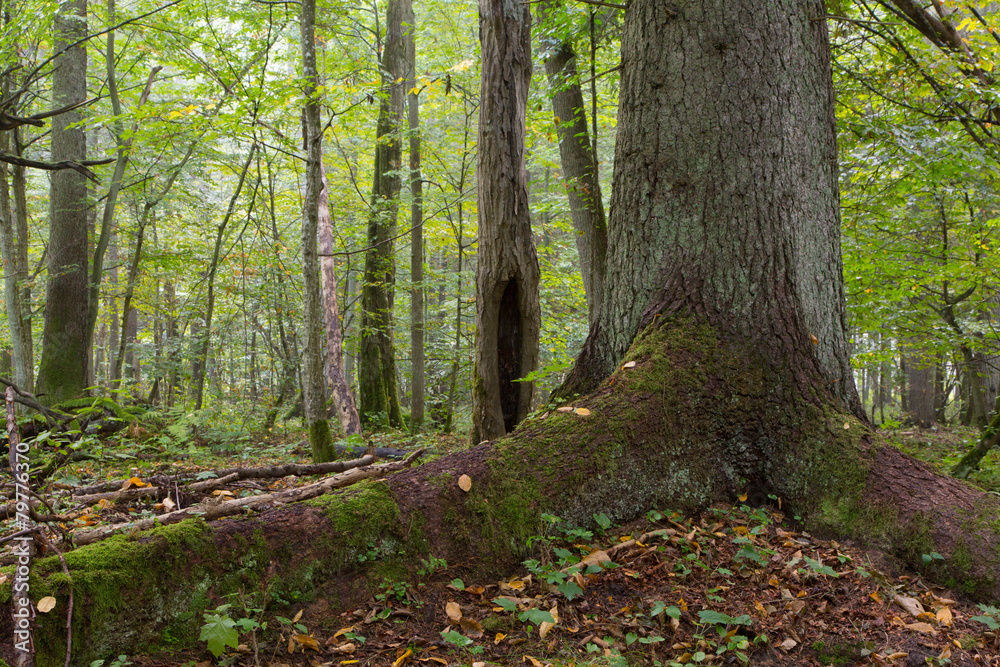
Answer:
0, 481, 426, 666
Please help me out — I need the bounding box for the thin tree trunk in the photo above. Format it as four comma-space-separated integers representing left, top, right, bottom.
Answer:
407, 0, 425, 431
0, 128, 32, 392
470, 0, 541, 444
191, 147, 256, 410
318, 163, 361, 435
301, 0, 335, 460
86, 6, 160, 374
36, 0, 89, 404
539, 0, 607, 325
359, 0, 406, 429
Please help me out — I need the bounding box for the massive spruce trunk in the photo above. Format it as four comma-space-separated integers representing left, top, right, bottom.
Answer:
35, 0, 89, 404
8, 2, 1000, 663
470, 0, 541, 444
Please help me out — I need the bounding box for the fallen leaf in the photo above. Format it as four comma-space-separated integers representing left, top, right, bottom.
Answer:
212, 489, 234, 497
894, 595, 925, 617
331, 643, 356, 654
738, 492, 748, 502
843, 422, 850, 430
623, 361, 636, 369
938, 647, 952, 661
501, 579, 525, 591
538, 605, 559, 638
460, 617, 484, 638
122, 476, 146, 490
556, 406, 574, 413
446, 601, 463, 622
36, 597, 56, 613
810, 334, 819, 345
458, 475, 472, 492
292, 634, 320, 651
161, 497, 176, 511
292, 609, 303, 623
333, 626, 355, 639
885, 652, 908, 660
905, 622, 936, 634
495, 633, 506, 644
523, 657, 544, 667
580, 550, 612, 569
392, 648, 412, 667
779, 639, 797, 651
870, 591, 882, 604
574, 407, 591, 416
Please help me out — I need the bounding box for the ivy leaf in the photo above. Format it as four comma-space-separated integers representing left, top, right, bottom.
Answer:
492, 597, 517, 612
804, 556, 840, 577
556, 580, 584, 601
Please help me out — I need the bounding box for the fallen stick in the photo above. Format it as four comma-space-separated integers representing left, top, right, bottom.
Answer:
69, 450, 424, 547
69, 453, 380, 497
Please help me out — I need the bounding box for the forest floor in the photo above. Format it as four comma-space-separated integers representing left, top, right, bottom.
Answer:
4, 422, 1000, 667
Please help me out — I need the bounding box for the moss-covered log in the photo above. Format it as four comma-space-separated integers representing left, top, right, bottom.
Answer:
4, 319, 1000, 665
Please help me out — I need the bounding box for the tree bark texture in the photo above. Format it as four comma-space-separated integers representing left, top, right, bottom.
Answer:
470, 0, 541, 445
359, 0, 406, 429
301, 0, 335, 460
407, 0, 425, 430
539, 0, 607, 326
562, 0, 857, 417
0, 130, 32, 392
904, 347, 936, 427
318, 162, 361, 435
36, 0, 88, 404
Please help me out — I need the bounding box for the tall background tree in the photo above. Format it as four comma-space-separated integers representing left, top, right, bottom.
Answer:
35, 0, 89, 404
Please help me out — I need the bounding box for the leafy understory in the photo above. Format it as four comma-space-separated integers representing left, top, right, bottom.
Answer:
56, 499, 1000, 666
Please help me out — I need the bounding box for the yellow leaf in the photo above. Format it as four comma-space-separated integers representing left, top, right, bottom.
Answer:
936, 606, 953, 626
539, 605, 558, 638
458, 475, 472, 492
574, 407, 591, 416
292, 609, 303, 623
885, 652, 908, 660
810, 334, 819, 345
870, 591, 882, 604
333, 625, 355, 638
738, 492, 748, 502
340, 661, 360, 665
843, 422, 850, 430
501, 579, 525, 591
122, 476, 146, 490
446, 601, 463, 622
495, 633, 506, 644
523, 657, 544, 667
292, 634, 320, 651
36, 596, 56, 613
392, 648, 412, 667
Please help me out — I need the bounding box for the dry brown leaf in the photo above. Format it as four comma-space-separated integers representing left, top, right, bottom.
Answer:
779, 639, 797, 651
36, 596, 56, 613
580, 550, 612, 569
460, 617, 484, 639
905, 622, 936, 635
538, 605, 559, 638
458, 475, 472, 492
556, 406, 574, 413
161, 497, 176, 512
446, 601, 463, 622
292, 609, 303, 623
523, 657, 544, 667
331, 643, 356, 654
885, 652, 908, 660
938, 647, 952, 661
894, 595, 925, 617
